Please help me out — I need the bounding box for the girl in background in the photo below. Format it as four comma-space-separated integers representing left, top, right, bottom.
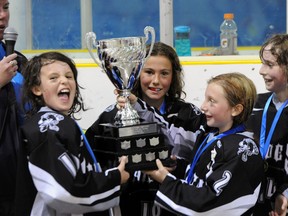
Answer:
246, 34, 288, 216
131, 42, 206, 161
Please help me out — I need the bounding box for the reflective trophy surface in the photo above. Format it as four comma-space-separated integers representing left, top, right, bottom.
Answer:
86, 27, 173, 171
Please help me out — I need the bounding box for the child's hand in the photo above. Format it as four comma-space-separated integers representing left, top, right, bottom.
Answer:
144, 159, 169, 183
0, 53, 18, 88
117, 156, 130, 184
114, 89, 137, 109
269, 194, 288, 216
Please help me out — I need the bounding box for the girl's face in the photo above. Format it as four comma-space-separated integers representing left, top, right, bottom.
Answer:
201, 83, 237, 133
259, 44, 287, 94
32, 61, 76, 115
140, 55, 173, 108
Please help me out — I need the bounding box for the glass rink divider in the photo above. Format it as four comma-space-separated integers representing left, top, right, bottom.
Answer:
71, 54, 266, 130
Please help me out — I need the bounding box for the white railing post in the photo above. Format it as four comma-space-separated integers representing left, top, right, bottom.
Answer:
81, 0, 93, 49
159, 0, 173, 47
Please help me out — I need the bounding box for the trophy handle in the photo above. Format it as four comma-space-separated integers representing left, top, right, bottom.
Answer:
85, 32, 102, 66
144, 26, 155, 60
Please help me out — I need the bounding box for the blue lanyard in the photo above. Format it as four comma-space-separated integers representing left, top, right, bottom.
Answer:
260, 94, 288, 159
186, 124, 245, 183
159, 100, 166, 114
75, 121, 100, 172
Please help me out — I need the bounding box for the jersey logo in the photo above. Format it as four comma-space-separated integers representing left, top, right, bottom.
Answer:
58, 152, 77, 177
38, 112, 64, 132
213, 170, 232, 196
206, 148, 217, 179
105, 104, 116, 112
191, 104, 202, 115
252, 108, 264, 112
237, 138, 259, 162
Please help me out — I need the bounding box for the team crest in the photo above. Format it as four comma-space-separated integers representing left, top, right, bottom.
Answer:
237, 138, 259, 162
38, 112, 64, 132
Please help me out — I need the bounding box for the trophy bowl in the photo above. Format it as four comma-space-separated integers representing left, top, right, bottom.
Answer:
86, 26, 155, 126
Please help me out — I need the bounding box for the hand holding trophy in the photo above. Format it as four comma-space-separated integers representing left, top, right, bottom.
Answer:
86, 27, 173, 171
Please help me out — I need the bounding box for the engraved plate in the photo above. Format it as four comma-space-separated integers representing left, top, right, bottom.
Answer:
159, 150, 168, 159
121, 140, 131, 149
132, 154, 142, 163
136, 138, 146, 148
145, 152, 155, 161
118, 123, 158, 137
150, 137, 159, 146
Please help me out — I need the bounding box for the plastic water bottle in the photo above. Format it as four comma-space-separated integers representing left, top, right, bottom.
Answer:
220, 13, 238, 55
174, 26, 191, 56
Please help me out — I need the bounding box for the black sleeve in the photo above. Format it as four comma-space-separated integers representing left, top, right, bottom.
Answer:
15, 50, 28, 73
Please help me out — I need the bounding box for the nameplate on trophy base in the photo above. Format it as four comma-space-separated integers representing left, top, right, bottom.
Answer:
100, 121, 159, 138
92, 130, 175, 171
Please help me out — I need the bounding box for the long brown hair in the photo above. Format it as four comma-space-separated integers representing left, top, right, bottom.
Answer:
21, 51, 85, 119
132, 42, 186, 102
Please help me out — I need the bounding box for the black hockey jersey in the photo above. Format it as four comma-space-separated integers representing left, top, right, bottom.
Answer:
246, 92, 288, 215
155, 131, 264, 215
15, 107, 122, 215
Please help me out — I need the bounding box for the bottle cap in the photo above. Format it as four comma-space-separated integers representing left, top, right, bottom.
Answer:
224, 13, 234, 19
174, 26, 190, 33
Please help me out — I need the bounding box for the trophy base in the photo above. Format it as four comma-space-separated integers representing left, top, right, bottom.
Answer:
92, 122, 175, 171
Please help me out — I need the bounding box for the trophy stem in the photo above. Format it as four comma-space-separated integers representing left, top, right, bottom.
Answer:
114, 90, 140, 126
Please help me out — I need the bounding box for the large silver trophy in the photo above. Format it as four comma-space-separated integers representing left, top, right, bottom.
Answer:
86, 26, 155, 126
86, 27, 173, 171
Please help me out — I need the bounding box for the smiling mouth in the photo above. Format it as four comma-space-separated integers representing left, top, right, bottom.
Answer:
263, 78, 273, 83
58, 89, 70, 98
149, 87, 162, 92
205, 114, 212, 119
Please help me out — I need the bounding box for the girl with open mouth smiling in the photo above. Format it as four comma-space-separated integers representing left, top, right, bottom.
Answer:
15, 52, 130, 216
246, 34, 288, 216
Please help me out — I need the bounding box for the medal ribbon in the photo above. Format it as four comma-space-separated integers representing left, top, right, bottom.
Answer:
186, 124, 245, 184
159, 99, 166, 114
260, 94, 288, 159
75, 121, 100, 172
